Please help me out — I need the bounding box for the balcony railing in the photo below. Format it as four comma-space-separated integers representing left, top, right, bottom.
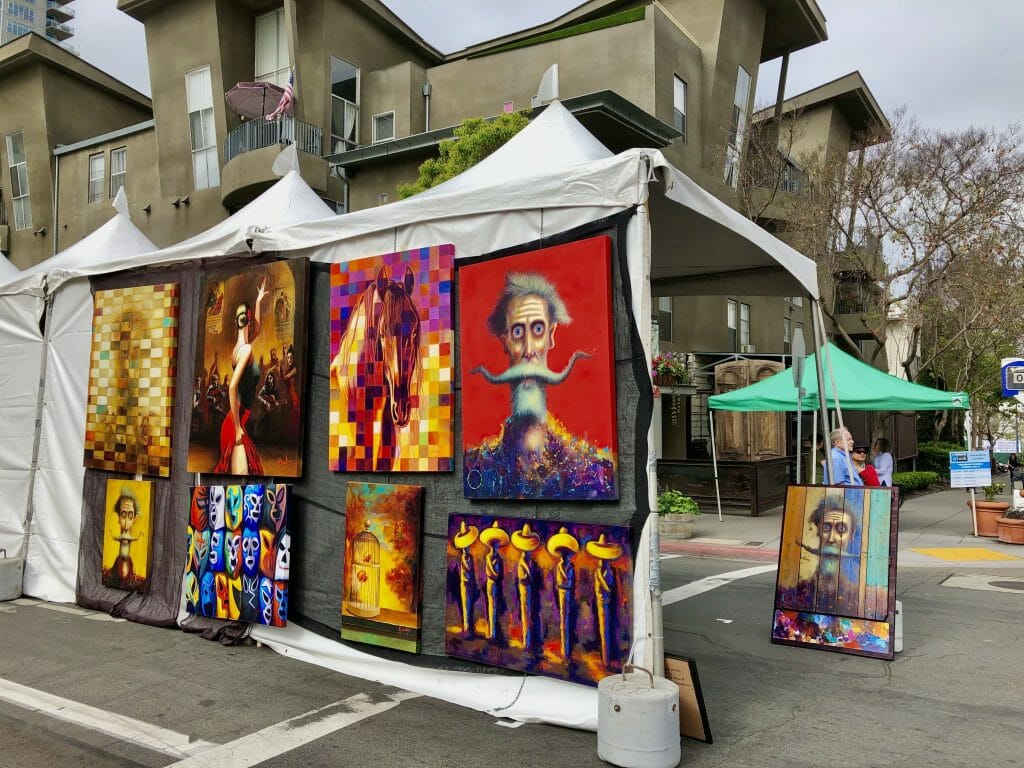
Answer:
45, 18, 73, 40
224, 116, 323, 165
47, 0, 75, 21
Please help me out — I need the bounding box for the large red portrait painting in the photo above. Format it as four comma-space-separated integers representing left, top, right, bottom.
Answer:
459, 236, 618, 500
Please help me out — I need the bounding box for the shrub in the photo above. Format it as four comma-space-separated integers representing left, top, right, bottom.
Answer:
657, 489, 699, 516
916, 441, 964, 479
892, 471, 939, 493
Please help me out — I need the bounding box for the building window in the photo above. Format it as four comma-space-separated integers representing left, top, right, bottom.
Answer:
255, 9, 289, 86
185, 66, 219, 190
727, 299, 737, 352
672, 75, 687, 142
87, 153, 104, 203
331, 56, 359, 153
109, 147, 126, 197
6, 20, 31, 38
5, 130, 31, 230
8, 2, 35, 22
377, 192, 389, 205
658, 296, 673, 343
790, 295, 803, 307
372, 111, 395, 144
740, 302, 751, 347
783, 316, 792, 355
724, 65, 751, 187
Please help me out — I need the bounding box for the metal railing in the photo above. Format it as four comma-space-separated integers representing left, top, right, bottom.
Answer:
224, 116, 323, 164
45, 18, 73, 38
47, 0, 75, 20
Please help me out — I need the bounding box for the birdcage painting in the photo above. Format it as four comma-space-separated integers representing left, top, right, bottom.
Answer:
348, 524, 381, 617
341, 482, 425, 653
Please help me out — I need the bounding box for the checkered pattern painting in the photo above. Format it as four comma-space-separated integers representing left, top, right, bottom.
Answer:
84, 283, 179, 477
183, 483, 290, 626
329, 244, 454, 472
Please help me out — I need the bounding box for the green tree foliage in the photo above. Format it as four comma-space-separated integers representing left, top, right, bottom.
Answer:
397, 111, 530, 199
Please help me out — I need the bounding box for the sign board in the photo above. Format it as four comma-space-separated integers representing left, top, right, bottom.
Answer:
1001, 357, 1024, 397
992, 439, 1020, 454
949, 451, 992, 488
664, 654, 712, 743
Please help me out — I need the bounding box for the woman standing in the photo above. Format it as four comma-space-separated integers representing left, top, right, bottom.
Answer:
871, 437, 894, 487
214, 278, 269, 475
852, 445, 880, 486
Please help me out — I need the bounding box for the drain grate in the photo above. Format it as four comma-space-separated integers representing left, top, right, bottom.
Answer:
988, 581, 1024, 592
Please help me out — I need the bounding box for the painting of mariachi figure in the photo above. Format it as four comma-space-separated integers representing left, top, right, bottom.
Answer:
444, 513, 632, 686
101, 479, 153, 591
187, 259, 309, 477
329, 244, 454, 472
84, 283, 179, 477
341, 482, 425, 653
772, 485, 898, 659
184, 483, 290, 626
459, 236, 618, 500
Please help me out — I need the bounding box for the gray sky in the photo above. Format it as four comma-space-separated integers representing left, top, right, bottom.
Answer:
73, 0, 1024, 132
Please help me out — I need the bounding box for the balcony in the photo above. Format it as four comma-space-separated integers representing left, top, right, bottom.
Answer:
221, 116, 341, 209
45, 19, 73, 40
224, 116, 322, 164
46, 0, 75, 22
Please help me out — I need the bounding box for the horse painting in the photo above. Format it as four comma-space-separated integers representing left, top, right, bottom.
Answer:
331, 266, 421, 471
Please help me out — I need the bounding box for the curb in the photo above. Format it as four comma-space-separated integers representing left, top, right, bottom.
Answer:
661, 540, 779, 562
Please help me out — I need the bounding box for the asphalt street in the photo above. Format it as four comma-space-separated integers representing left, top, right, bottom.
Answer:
2, 488, 1023, 767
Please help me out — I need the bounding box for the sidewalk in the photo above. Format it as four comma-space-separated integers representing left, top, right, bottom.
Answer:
662, 487, 1024, 568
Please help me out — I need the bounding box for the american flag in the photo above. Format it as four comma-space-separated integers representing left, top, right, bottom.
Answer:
265, 70, 294, 120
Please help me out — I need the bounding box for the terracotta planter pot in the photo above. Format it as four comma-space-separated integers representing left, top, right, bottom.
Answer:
996, 516, 1024, 544
969, 501, 1010, 537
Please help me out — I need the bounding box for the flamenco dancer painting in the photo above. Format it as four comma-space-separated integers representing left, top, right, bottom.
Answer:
188, 260, 309, 477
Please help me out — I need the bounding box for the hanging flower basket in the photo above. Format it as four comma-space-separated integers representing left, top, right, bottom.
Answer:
651, 352, 690, 388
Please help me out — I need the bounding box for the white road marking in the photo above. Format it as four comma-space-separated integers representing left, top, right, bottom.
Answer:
164, 690, 421, 768
716, 619, 733, 624
0, 676, 216, 759
662, 564, 777, 606
659, 554, 682, 561
942, 574, 1024, 594
495, 719, 526, 728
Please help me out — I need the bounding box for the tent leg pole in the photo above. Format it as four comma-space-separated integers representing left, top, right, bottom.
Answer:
709, 410, 722, 521
815, 303, 856, 480
811, 414, 818, 484
810, 299, 833, 483
20, 294, 54, 567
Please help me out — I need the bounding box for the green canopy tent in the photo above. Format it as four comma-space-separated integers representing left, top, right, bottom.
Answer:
704, 342, 970, 517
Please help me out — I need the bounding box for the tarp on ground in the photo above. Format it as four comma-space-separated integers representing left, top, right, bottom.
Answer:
708, 342, 970, 411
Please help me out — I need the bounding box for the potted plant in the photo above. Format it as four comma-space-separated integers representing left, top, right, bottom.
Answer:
996, 505, 1024, 544
651, 352, 691, 388
657, 489, 700, 540
969, 482, 1008, 537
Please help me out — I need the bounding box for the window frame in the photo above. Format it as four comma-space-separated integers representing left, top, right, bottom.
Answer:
5, 130, 31, 231
724, 65, 752, 187
727, 298, 738, 352
109, 146, 127, 198
330, 55, 360, 153
783, 316, 792, 355
185, 65, 219, 190
657, 296, 673, 343
255, 8, 290, 87
371, 110, 396, 144
88, 152, 105, 204
739, 302, 751, 347
672, 75, 687, 143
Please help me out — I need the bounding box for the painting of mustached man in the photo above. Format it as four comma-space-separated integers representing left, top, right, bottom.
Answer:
184, 483, 290, 626
188, 259, 309, 477
341, 482, 425, 653
459, 236, 618, 500
772, 485, 898, 658
84, 283, 179, 477
101, 479, 153, 591
329, 245, 454, 472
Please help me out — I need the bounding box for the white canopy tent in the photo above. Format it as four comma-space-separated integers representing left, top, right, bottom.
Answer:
0, 179, 332, 603
0, 252, 18, 280
0, 104, 820, 730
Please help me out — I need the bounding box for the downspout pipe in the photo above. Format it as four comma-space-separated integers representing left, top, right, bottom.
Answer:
422, 82, 432, 132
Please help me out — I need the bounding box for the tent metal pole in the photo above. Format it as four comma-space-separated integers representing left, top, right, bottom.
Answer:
709, 409, 723, 521
810, 299, 833, 483
811, 412, 818, 483
816, 303, 856, 480
20, 292, 54, 564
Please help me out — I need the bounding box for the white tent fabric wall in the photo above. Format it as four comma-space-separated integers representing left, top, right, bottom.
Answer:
24, 279, 93, 600
0, 287, 46, 564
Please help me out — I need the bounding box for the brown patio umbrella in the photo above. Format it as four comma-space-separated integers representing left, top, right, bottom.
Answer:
224, 81, 291, 119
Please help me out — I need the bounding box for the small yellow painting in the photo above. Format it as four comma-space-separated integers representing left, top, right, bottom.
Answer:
102, 479, 153, 591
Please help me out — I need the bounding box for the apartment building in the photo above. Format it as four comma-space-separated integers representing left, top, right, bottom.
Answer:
1, 0, 75, 49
